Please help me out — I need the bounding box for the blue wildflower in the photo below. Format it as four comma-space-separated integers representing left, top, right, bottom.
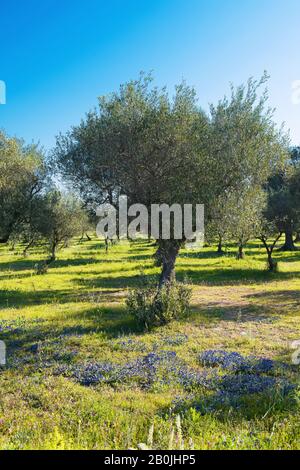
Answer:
199, 350, 275, 374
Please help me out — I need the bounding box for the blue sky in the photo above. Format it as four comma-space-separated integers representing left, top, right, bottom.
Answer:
0, 0, 299, 150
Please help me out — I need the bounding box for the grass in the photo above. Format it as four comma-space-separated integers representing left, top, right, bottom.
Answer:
0, 237, 300, 450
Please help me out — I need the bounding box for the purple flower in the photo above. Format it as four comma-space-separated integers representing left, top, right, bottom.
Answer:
199, 350, 275, 374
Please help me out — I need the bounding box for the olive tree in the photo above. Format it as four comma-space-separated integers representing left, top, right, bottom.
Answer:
53, 74, 288, 289
291, 146, 300, 167
289, 147, 300, 243
54, 75, 213, 287
257, 220, 282, 272
34, 191, 86, 265
206, 192, 234, 254
207, 187, 267, 259
229, 188, 267, 259
266, 167, 300, 251
0, 130, 46, 243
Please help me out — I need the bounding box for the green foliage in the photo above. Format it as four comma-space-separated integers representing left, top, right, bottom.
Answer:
208, 73, 289, 195
207, 187, 267, 255
33, 191, 88, 263
266, 163, 300, 250
54, 73, 210, 210
54, 73, 289, 285
0, 130, 46, 243
291, 146, 300, 168
126, 280, 192, 329
265, 259, 279, 273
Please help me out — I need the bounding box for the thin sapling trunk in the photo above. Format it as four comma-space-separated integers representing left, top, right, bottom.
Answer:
260, 233, 282, 272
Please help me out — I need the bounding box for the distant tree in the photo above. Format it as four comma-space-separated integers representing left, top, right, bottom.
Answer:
208, 73, 288, 196
78, 210, 93, 242
34, 192, 86, 264
266, 167, 300, 251
19, 195, 51, 256
291, 146, 300, 168
257, 219, 282, 272
206, 192, 233, 255
0, 131, 46, 243
289, 147, 300, 242
54, 74, 288, 290
207, 188, 266, 257
229, 188, 267, 259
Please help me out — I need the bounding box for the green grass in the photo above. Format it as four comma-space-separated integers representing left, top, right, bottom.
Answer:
0, 238, 300, 450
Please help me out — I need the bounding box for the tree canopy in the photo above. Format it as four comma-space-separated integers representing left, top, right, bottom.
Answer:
53, 74, 289, 287
0, 130, 46, 243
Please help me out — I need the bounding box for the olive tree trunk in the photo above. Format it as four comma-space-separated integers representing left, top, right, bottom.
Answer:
23, 238, 35, 257
47, 241, 57, 265
280, 230, 297, 251
157, 241, 181, 289
236, 244, 245, 260
267, 252, 277, 272
260, 233, 282, 272
217, 235, 224, 255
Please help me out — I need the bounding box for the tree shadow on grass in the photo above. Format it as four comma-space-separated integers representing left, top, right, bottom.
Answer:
0, 283, 131, 308
2, 267, 296, 311
74, 272, 155, 290
72, 266, 288, 291
176, 266, 300, 286
125, 253, 154, 261
179, 250, 228, 260
2, 304, 140, 357
67, 305, 140, 337
0, 257, 100, 272
0, 272, 31, 281
245, 290, 300, 310
189, 302, 280, 324
0, 259, 37, 272
0, 288, 75, 308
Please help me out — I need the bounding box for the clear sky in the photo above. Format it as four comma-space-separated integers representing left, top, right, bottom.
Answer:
0, 0, 299, 151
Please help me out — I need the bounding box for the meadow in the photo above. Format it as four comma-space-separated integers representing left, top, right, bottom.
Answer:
0, 238, 300, 450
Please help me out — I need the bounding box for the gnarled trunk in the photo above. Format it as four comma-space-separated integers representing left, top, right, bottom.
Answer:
260, 233, 281, 273
157, 241, 181, 289
217, 235, 224, 255
280, 230, 297, 251
46, 242, 57, 265
236, 244, 245, 260
23, 238, 35, 257
267, 253, 277, 272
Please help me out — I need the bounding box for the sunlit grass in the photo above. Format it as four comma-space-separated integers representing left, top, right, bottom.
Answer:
0, 237, 300, 449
